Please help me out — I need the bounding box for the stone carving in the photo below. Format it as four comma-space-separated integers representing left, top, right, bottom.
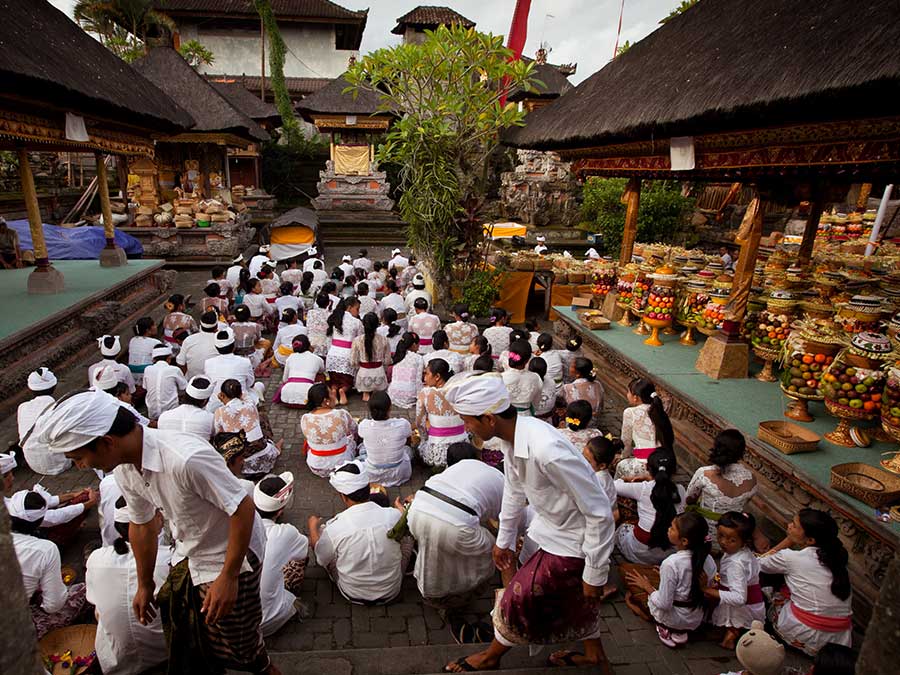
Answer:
500, 149, 580, 226
313, 160, 394, 212
121, 219, 252, 260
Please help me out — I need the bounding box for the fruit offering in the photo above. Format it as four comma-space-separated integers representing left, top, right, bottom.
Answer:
676, 281, 709, 326
750, 311, 792, 351
881, 366, 900, 429
630, 268, 652, 314
822, 363, 885, 416
591, 264, 617, 299
782, 351, 836, 399
645, 284, 676, 322
616, 274, 635, 306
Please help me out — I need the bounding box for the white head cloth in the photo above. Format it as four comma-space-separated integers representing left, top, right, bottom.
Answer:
412, 273, 425, 287
7, 490, 47, 522
93, 365, 120, 391
329, 460, 370, 495
186, 376, 214, 400
0, 452, 17, 474
536, 235, 546, 243
152, 344, 173, 359
27, 390, 121, 456
28, 367, 57, 392
392, 248, 401, 256
342, 255, 352, 262
215, 328, 235, 348
200, 313, 218, 329
98, 335, 121, 357
259, 245, 271, 254
263, 259, 277, 269
254, 471, 295, 512
307, 246, 318, 257
563, 250, 573, 258
113, 504, 131, 524
232, 254, 244, 264
444, 372, 511, 417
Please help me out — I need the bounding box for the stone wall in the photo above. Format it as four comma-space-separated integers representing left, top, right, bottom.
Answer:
119, 217, 254, 260
499, 149, 580, 227
312, 160, 394, 212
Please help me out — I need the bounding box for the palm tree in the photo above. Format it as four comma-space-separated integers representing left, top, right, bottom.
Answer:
73, 0, 175, 58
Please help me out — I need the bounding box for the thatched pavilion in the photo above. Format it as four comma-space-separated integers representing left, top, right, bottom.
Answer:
0, 0, 192, 289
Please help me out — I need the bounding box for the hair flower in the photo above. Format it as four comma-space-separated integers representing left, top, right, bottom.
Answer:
565, 417, 581, 426
508, 352, 522, 363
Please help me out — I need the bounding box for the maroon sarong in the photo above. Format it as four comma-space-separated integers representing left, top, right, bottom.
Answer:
493, 549, 602, 645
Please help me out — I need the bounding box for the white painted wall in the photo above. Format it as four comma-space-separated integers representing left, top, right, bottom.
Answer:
178, 21, 356, 79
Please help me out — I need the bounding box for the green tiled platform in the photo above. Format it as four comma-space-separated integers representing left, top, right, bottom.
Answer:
0, 259, 163, 342
556, 306, 900, 538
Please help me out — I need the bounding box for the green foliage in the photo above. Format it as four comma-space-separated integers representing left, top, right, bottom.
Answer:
345, 25, 536, 287
581, 178, 695, 257
461, 268, 503, 318
74, 0, 175, 60
178, 39, 214, 69
616, 40, 632, 57
661, 0, 699, 23
254, 0, 303, 145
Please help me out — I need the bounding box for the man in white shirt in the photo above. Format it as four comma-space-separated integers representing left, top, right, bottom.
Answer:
158, 376, 216, 439
5, 482, 98, 546
338, 254, 355, 280
302, 246, 321, 273
177, 311, 220, 379
30, 390, 275, 675
308, 460, 404, 604
533, 235, 548, 255
442, 373, 614, 673
249, 244, 271, 278
204, 328, 263, 411
720, 246, 735, 272
226, 254, 246, 290
18, 367, 70, 475
353, 248, 373, 274
404, 273, 432, 319
253, 472, 310, 636
88, 335, 136, 393
143, 344, 188, 419
389, 247, 409, 272
407, 443, 503, 607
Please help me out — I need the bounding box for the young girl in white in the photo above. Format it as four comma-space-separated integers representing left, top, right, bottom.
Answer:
275, 335, 325, 408
528, 357, 557, 421
624, 511, 717, 648
377, 308, 404, 358
306, 293, 331, 358
559, 335, 583, 384
444, 303, 479, 355
561, 357, 604, 423
387, 332, 424, 409
614, 450, 685, 565
535, 332, 565, 389
758, 509, 853, 656
463, 336, 492, 371
127, 317, 160, 387
501, 340, 542, 416
558, 399, 601, 448
615, 378, 674, 479
583, 434, 622, 602
482, 308, 513, 368
358, 391, 412, 487
703, 511, 765, 649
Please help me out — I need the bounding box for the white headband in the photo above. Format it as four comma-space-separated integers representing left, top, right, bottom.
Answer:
186, 376, 214, 399
7, 490, 47, 522
232, 254, 244, 264
307, 246, 317, 256
215, 328, 235, 348
0, 452, 17, 474
254, 471, 295, 512
342, 255, 352, 262
392, 248, 401, 256
536, 236, 546, 242
444, 372, 511, 417
152, 344, 173, 358
27, 390, 122, 456
200, 314, 219, 329
98, 335, 121, 357
259, 245, 271, 253
329, 460, 370, 495
28, 367, 57, 392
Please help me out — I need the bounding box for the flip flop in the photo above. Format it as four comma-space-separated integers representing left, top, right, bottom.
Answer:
449, 619, 477, 645
472, 620, 494, 643
548, 651, 585, 667
443, 656, 477, 672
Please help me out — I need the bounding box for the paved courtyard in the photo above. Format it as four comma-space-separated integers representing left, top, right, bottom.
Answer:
2, 258, 813, 674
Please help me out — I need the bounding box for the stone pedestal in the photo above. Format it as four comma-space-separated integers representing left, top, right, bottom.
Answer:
27, 265, 65, 294
499, 149, 580, 226
695, 333, 749, 379
312, 160, 394, 212
601, 291, 624, 321
99, 246, 128, 267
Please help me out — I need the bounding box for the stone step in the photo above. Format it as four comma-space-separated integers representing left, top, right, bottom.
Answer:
264, 644, 599, 675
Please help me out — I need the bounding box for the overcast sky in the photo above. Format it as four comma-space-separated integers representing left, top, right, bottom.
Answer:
48, 0, 684, 84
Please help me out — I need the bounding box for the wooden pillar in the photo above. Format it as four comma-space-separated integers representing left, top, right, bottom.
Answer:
19, 148, 64, 293
96, 152, 126, 266
798, 184, 824, 266
619, 177, 641, 265
728, 197, 764, 323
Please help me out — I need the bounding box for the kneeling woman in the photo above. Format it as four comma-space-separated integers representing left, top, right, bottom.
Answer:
214, 379, 282, 476
358, 391, 413, 487
301, 383, 359, 477
416, 359, 468, 468
276, 335, 325, 408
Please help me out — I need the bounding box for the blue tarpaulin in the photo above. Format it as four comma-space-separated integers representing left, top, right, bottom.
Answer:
7, 220, 143, 259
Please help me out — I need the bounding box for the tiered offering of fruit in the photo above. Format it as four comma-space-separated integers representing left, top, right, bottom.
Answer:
676, 281, 709, 326
834, 295, 883, 334
881, 366, 900, 430
630, 267, 653, 314
616, 273, 635, 306
751, 312, 792, 351
782, 352, 835, 398
591, 263, 617, 299
646, 284, 676, 322
699, 299, 727, 333
822, 363, 885, 415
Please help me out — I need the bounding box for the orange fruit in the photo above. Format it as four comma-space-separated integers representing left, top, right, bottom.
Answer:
814, 353, 827, 363
802, 355, 814, 364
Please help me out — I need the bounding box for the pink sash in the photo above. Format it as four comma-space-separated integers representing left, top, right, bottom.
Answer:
783, 587, 852, 632
429, 424, 465, 438
332, 339, 352, 348
273, 377, 314, 403
719, 582, 764, 605
419, 338, 433, 346
633, 447, 655, 460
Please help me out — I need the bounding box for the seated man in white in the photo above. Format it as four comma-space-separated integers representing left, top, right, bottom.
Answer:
86, 497, 172, 675
157, 376, 216, 439
406, 442, 503, 611
18, 367, 69, 475
308, 460, 405, 605
204, 327, 265, 411
254, 472, 311, 636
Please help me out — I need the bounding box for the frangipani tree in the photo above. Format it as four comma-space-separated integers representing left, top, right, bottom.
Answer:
345, 25, 537, 286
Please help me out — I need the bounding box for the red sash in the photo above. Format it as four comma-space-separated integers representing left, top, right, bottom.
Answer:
419, 338, 433, 346
718, 582, 765, 605
633, 447, 655, 460
303, 441, 348, 457
360, 361, 383, 369
273, 377, 314, 403
633, 524, 652, 545
332, 339, 352, 348
783, 587, 851, 632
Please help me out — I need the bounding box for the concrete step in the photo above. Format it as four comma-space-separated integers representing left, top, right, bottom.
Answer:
266, 644, 599, 675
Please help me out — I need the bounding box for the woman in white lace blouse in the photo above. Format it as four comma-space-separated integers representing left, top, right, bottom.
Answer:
685, 429, 758, 545
615, 378, 674, 480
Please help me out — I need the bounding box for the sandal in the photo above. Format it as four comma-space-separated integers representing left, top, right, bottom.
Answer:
449, 619, 478, 645
548, 651, 585, 667
443, 656, 477, 672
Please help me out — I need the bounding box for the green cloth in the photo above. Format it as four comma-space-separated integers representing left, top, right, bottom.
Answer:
157, 559, 220, 675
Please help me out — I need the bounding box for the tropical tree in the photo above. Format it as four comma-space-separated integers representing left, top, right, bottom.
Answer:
345, 25, 536, 287
74, 0, 175, 59
255, 0, 303, 145
661, 0, 699, 23
179, 39, 215, 69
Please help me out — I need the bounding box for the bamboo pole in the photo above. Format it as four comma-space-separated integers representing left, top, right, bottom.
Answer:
798, 184, 824, 266
619, 177, 641, 265
18, 149, 49, 266
96, 152, 115, 247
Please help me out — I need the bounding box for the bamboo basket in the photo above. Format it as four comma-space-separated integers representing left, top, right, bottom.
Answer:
830, 463, 900, 507
757, 421, 820, 454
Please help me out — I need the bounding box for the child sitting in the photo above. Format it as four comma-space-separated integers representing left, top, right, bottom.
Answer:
528, 356, 557, 421
558, 399, 601, 447
207, 266, 233, 300
202, 282, 228, 319
623, 511, 717, 648
275, 281, 302, 319
703, 511, 765, 649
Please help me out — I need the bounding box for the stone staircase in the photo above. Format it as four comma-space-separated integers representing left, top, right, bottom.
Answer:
317, 210, 409, 250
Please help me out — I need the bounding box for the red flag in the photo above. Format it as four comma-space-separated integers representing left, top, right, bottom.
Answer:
500, 0, 532, 107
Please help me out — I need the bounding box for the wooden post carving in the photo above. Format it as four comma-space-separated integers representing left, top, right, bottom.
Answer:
619, 177, 641, 265
727, 196, 763, 323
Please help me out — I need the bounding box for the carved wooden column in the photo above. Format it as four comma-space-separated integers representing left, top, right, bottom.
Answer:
619, 178, 641, 265
96, 152, 127, 266
728, 197, 763, 323
19, 148, 64, 293
798, 184, 824, 267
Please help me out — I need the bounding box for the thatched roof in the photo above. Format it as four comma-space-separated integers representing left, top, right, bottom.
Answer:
221, 75, 333, 99
153, 0, 366, 22
209, 81, 281, 126
507, 59, 575, 102
296, 75, 386, 119
132, 48, 269, 142
392, 6, 475, 34
506, 0, 900, 151
0, 0, 192, 132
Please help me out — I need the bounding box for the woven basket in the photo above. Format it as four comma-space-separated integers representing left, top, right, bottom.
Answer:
758, 421, 820, 454
831, 463, 900, 507
40, 625, 97, 675
568, 272, 586, 284
533, 259, 553, 271
581, 313, 611, 330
